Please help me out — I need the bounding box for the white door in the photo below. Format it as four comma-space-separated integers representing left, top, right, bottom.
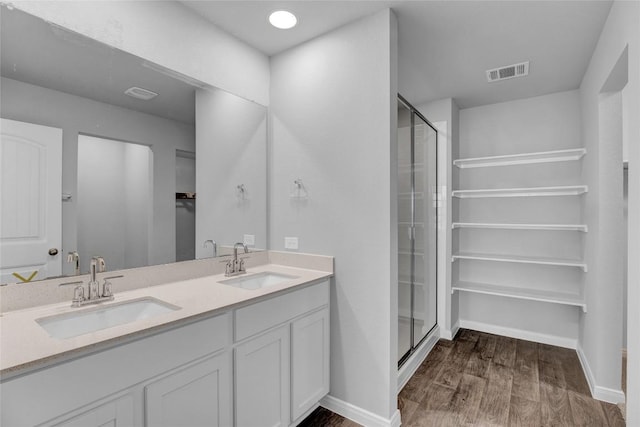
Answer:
49, 394, 135, 427
291, 308, 330, 422
145, 352, 232, 427
235, 326, 290, 427
0, 118, 62, 283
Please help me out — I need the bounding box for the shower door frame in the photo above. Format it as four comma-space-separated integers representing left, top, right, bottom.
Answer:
397, 94, 439, 368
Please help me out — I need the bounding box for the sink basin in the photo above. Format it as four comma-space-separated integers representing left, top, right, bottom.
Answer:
219, 272, 298, 290
36, 297, 180, 339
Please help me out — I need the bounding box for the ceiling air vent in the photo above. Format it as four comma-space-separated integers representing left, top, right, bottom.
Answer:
486, 61, 529, 83
124, 86, 158, 101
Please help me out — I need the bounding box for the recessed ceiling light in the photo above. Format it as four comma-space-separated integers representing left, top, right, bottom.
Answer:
269, 10, 297, 30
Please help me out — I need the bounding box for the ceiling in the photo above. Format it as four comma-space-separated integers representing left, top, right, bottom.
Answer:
181, 0, 613, 108
1, 7, 197, 124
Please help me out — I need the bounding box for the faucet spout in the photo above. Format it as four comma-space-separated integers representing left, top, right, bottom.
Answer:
233, 242, 248, 260
204, 239, 217, 257
89, 257, 106, 299
67, 251, 80, 275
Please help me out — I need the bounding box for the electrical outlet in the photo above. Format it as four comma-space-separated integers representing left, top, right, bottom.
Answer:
243, 234, 255, 246
284, 237, 299, 250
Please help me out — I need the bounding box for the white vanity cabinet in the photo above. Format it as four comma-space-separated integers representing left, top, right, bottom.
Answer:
0, 313, 231, 427
233, 279, 330, 427
0, 279, 330, 427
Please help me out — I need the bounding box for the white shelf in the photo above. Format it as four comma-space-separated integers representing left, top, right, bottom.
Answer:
452, 252, 587, 271
452, 222, 588, 232
452, 185, 588, 198
452, 281, 586, 312
453, 148, 586, 169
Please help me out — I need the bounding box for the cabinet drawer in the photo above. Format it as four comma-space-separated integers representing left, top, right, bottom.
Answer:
234, 280, 329, 342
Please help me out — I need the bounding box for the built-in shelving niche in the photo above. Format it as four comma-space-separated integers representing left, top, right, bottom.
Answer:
451, 148, 588, 312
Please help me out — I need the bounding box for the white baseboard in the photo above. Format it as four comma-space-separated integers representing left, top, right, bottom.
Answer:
577, 346, 626, 404
398, 326, 440, 392
440, 320, 460, 340
458, 319, 577, 349
320, 395, 401, 427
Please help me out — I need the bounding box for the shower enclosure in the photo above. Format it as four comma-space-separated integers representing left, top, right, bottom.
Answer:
397, 95, 438, 366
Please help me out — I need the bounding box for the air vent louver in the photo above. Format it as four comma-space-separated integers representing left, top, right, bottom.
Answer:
486, 61, 529, 83
124, 86, 158, 100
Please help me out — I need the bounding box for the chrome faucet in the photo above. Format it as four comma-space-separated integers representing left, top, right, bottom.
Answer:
204, 239, 217, 257
66, 251, 80, 275
89, 256, 106, 300
59, 257, 121, 307
223, 242, 249, 277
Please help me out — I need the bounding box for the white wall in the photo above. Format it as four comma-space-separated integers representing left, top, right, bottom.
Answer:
417, 98, 460, 338
0, 77, 194, 273
195, 88, 267, 255
579, 0, 640, 413
456, 90, 583, 346
13, 1, 270, 106
269, 9, 399, 423
77, 135, 151, 271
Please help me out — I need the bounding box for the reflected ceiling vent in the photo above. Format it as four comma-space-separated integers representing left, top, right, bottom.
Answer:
486, 61, 529, 83
124, 86, 158, 100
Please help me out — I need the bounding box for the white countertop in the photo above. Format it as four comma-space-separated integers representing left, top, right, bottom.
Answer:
0, 264, 332, 378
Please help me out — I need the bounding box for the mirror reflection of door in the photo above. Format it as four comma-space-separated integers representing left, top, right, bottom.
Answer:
0, 118, 62, 283
176, 149, 196, 262
77, 134, 152, 272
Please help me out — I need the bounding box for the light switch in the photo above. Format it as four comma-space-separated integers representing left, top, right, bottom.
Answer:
243, 234, 255, 246
284, 237, 299, 250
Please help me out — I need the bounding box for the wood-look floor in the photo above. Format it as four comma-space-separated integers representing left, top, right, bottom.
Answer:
300, 329, 626, 426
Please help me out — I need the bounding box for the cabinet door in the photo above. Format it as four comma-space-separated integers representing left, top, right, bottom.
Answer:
291, 308, 330, 421
51, 394, 134, 427
235, 326, 290, 427
145, 351, 232, 427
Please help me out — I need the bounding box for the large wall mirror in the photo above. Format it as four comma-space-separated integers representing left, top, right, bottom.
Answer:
0, 7, 267, 284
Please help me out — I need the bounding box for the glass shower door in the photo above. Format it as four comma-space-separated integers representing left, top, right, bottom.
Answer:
397, 96, 437, 366
412, 117, 437, 347
397, 99, 413, 362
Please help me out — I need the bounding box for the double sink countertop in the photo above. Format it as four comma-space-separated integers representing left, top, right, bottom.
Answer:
0, 252, 333, 379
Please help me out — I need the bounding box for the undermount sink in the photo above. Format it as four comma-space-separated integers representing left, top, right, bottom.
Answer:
219, 271, 298, 290
36, 297, 180, 339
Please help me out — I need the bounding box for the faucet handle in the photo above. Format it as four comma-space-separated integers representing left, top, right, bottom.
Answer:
73, 286, 85, 303
59, 280, 85, 305
223, 259, 234, 276
101, 275, 123, 298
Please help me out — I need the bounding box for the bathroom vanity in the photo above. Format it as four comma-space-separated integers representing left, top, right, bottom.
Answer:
0, 253, 332, 427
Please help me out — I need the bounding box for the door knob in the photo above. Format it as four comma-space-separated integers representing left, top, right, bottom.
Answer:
48, 248, 59, 256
